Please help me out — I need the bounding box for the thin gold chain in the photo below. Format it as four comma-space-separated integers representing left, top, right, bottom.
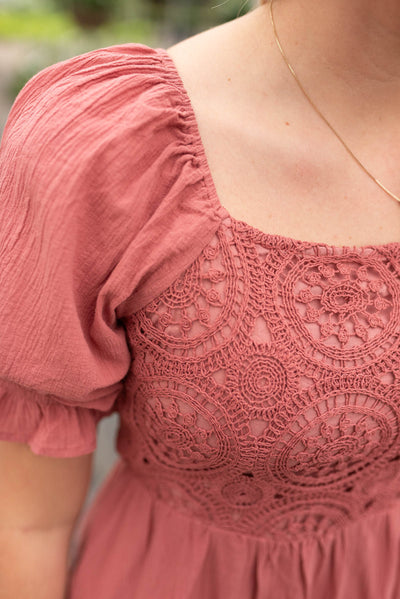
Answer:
269, 0, 400, 205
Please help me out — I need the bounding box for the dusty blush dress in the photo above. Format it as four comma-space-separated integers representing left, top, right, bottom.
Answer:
1, 42, 400, 599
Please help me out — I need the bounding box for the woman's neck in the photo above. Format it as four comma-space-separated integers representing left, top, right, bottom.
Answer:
260, 0, 400, 108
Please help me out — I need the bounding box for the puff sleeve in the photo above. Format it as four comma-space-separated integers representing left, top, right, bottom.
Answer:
0, 44, 171, 457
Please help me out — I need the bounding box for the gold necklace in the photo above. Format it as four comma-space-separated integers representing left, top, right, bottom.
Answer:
269, 0, 400, 205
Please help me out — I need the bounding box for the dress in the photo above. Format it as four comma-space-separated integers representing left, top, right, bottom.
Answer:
1, 42, 400, 599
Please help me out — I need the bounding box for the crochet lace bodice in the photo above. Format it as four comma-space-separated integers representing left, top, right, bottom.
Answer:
116, 213, 400, 542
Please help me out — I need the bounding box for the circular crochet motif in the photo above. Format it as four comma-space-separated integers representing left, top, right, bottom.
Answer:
157, 260, 202, 309
138, 229, 249, 358
274, 253, 399, 368
266, 496, 352, 538
268, 385, 399, 489
239, 354, 287, 409
221, 478, 264, 506
133, 379, 239, 471
222, 343, 300, 420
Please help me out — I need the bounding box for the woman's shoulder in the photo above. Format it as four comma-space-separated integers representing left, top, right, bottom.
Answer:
0, 42, 190, 210
165, 6, 271, 102
2, 43, 174, 141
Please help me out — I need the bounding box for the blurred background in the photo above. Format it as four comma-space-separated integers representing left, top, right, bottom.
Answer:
0, 0, 259, 131
0, 0, 258, 557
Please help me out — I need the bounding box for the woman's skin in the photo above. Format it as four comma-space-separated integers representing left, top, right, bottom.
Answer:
265, 0, 400, 133
167, 0, 400, 245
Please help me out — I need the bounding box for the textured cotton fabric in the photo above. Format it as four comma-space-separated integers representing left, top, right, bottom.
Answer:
1, 42, 400, 599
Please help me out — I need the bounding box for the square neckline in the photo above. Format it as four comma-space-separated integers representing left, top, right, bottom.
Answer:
157, 46, 400, 253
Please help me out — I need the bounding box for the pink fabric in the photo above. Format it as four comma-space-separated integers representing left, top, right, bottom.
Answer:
1, 42, 400, 598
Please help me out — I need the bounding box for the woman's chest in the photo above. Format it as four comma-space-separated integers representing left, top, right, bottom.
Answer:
166, 40, 400, 248
116, 218, 400, 541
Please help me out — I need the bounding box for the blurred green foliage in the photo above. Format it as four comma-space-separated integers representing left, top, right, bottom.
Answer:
1, 5, 154, 102
0, 10, 76, 40
0, 8, 153, 42
1, 0, 253, 104
51, 0, 116, 29
54, 0, 114, 9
